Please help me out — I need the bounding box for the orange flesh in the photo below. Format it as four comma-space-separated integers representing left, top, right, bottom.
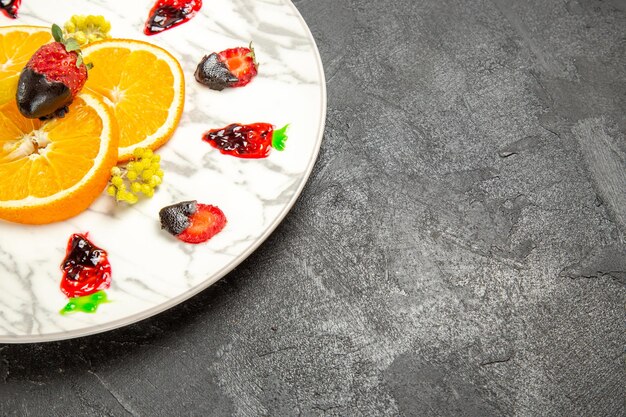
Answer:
84, 46, 176, 148
0, 28, 52, 105
0, 98, 104, 201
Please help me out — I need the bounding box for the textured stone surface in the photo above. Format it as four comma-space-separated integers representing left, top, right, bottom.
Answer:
1, 0, 625, 415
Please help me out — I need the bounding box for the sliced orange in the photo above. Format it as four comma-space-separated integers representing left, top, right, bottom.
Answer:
82, 39, 185, 161
0, 93, 118, 224
0, 25, 52, 106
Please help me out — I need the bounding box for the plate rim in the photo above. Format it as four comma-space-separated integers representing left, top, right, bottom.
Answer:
0, 0, 326, 344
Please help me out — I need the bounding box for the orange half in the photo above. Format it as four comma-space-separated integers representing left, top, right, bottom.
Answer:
82, 39, 185, 161
0, 93, 119, 224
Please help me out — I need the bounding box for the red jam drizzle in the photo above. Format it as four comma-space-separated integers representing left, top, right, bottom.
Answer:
0, 0, 22, 19
203, 123, 288, 159
144, 0, 202, 35
60, 233, 111, 299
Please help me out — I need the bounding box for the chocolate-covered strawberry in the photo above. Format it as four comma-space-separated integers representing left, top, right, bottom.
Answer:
0, 0, 21, 18
202, 123, 288, 158
16, 24, 91, 119
159, 200, 227, 244
194, 45, 258, 90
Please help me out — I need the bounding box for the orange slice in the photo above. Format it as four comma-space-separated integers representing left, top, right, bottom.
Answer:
82, 39, 185, 161
0, 93, 118, 224
0, 25, 52, 106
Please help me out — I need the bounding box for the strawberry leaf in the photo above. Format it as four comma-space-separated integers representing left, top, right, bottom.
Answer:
86, 62, 94, 70
271, 124, 289, 151
51, 24, 64, 43
76, 55, 83, 68
64, 38, 81, 52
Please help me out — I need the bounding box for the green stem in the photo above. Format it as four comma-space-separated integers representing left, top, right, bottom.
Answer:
60, 291, 110, 315
271, 124, 289, 151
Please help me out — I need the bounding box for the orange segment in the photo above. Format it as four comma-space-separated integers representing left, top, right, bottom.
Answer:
0, 93, 118, 224
0, 26, 52, 106
82, 39, 184, 161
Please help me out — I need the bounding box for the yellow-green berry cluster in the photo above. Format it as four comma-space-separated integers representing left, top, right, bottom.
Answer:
106, 148, 164, 204
64, 15, 112, 46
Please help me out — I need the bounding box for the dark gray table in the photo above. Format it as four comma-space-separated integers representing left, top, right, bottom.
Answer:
2, 0, 625, 415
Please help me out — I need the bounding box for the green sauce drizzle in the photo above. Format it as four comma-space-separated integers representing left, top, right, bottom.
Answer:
60, 291, 110, 315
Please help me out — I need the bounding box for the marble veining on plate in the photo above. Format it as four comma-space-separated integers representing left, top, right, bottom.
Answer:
0, 0, 325, 342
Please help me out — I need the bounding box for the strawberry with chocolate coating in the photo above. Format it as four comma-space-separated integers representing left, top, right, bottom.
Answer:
194, 45, 258, 90
0, 0, 21, 18
159, 201, 227, 244
203, 123, 288, 158
16, 24, 91, 119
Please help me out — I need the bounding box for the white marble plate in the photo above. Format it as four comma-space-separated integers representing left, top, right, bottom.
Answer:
0, 0, 325, 342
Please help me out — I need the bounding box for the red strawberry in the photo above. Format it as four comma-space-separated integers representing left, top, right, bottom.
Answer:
202, 123, 288, 158
144, 0, 202, 35
159, 201, 227, 244
16, 24, 91, 119
194, 44, 258, 90
0, 0, 21, 18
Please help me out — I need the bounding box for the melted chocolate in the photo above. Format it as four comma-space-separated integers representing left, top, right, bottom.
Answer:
16, 67, 72, 119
